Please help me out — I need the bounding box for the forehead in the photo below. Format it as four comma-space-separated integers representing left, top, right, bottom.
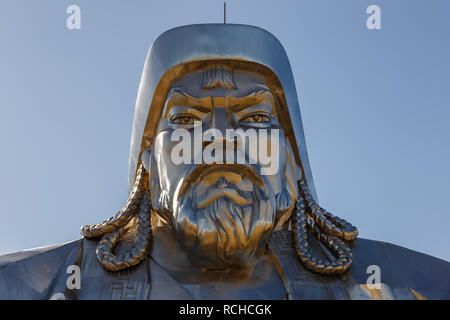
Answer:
169, 68, 270, 98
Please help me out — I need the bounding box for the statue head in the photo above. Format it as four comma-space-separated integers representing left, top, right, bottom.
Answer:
81, 24, 358, 274
145, 65, 298, 269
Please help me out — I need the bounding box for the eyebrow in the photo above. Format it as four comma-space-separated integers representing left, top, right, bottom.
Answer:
164, 88, 213, 117
164, 88, 274, 117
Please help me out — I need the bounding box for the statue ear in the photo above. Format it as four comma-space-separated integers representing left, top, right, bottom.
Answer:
141, 148, 152, 172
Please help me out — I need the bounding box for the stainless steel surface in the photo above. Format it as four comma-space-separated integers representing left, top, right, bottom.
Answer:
1, 232, 449, 299
128, 24, 317, 199
146, 68, 298, 270
0, 24, 449, 300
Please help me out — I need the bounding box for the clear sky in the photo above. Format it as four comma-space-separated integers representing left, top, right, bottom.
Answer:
0, 0, 449, 262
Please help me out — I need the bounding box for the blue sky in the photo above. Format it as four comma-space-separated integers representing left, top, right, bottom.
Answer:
0, 0, 449, 262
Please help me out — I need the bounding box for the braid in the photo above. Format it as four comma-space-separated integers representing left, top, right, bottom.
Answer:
293, 179, 358, 274
81, 164, 152, 272
81, 165, 357, 275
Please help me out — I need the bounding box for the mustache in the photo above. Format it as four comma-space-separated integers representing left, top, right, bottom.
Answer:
177, 164, 263, 200
173, 184, 272, 268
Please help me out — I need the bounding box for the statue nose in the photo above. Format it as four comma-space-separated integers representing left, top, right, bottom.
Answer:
203, 107, 238, 149
202, 107, 239, 161
202, 136, 239, 149
211, 107, 229, 135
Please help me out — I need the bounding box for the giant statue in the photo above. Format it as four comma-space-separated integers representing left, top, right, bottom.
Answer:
1, 24, 449, 300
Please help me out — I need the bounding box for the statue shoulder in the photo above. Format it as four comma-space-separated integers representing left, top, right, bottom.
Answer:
0, 239, 82, 299
350, 237, 450, 299
269, 230, 450, 299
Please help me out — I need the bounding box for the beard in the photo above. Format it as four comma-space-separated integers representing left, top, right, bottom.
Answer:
173, 180, 274, 269
151, 166, 295, 270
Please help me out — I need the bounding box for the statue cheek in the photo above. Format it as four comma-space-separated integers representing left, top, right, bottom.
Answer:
154, 130, 193, 195
260, 132, 289, 196
155, 131, 173, 158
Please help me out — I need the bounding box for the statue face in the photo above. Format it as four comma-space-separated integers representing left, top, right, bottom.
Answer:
147, 66, 297, 269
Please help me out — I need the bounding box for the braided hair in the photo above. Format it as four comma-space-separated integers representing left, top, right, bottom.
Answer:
81, 164, 152, 271
81, 165, 358, 275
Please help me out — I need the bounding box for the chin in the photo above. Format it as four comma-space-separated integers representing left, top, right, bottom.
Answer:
150, 164, 295, 269
170, 180, 276, 269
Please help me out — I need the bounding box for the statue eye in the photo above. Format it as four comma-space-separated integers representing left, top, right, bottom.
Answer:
170, 114, 199, 124
240, 113, 271, 123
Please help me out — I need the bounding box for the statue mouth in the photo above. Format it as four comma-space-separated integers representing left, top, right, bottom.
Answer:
196, 187, 253, 208
177, 164, 263, 201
